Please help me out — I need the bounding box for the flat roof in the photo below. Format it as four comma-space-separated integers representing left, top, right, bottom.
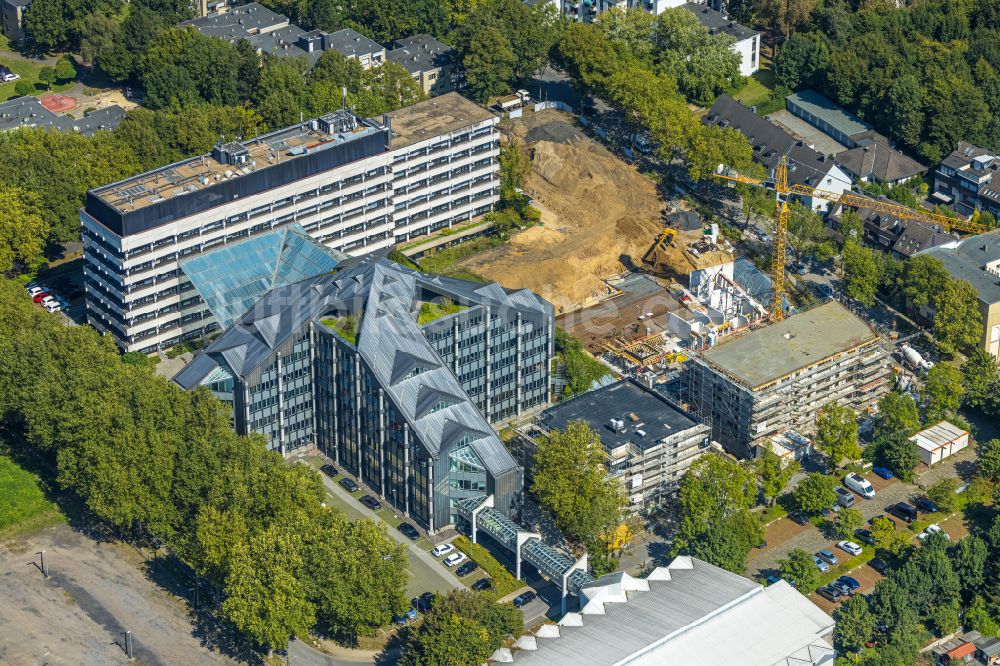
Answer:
92, 110, 380, 213
540, 379, 702, 452
786, 90, 872, 139
910, 420, 967, 453
681, 2, 758, 41
382, 92, 495, 149
699, 301, 879, 389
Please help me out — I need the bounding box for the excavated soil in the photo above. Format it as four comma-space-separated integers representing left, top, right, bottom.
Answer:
458, 111, 665, 312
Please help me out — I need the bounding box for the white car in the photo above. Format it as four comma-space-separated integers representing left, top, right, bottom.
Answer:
0, 71, 19, 83
39, 295, 57, 307
44, 300, 63, 313
431, 543, 455, 558
844, 472, 875, 499
837, 540, 863, 556
27, 285, 45, 297
443, 552, 467, 568
922, 524, 949, 540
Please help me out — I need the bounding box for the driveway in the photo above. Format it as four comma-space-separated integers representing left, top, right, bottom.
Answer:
305, 463, 462, 599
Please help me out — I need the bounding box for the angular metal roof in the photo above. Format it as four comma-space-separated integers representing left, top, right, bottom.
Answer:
174, 254, 550, 476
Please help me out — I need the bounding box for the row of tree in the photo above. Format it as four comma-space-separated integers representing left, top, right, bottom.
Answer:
0, 281, 410, 652
557, 21, 759, 184
771, 0, 1000, 162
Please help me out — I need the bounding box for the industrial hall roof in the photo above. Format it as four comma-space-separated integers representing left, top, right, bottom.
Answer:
698, 301, 879, 390
174, 253, 551, 476
509, 556, 835, 666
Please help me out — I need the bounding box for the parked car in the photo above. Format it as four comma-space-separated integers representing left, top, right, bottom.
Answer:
915, 497, 939, 513
817, 586, 844, 603
416, 592, 436, 611
844, 472, 876, 498
855, 528, 876, 545
890, 502, 917, 523
872, 466, 894, 480
918, 524, 949, 542
404, 607, 417, 622
455, 561, 478, 577
431, 543, 455, 558
512, 591, 537, 608
397, 522, 420, 541
359, 495, 380, 510
320, 464, 337, 477
834, 487, 855, 508
44, 300, 63, 313
789, 511, 810, 526
394, 607, 418, 624
764, 575, 781, 586
869, 558, 890, 575
33, 291, 48, 303
837, 576, 861, 592
837, 540, 863, 556
818, 549, 839, 565
814, 555, 830, 573
868, 513, 887, 526
829, 579, 853, 595
339, 478, 359, 492
443, 552, 468, 567
472, 577, 493, 591
0, 68, 19, 83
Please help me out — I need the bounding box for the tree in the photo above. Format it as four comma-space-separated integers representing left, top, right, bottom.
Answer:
870, 515, 909, 557
948, 535, 987, 602
14, 80, 34, 97
54, 58, 76, 81
978, 438, 1000, 482
837, 209, 864, 247
964, 596, 999, 635
842, 240, 880, 306
398, 590, 522, 666
754, 448, 799, 505
791, 472, 837, 514
758, 0, 818, 37
778, 548, 819, 592
876, 431, 920, 482
38, 66, 56, 89
736, 182, 774, 228
0, 184, 49, 274
655, 8, 741, 103
462, 26, 515, 102
874, 391, 921, 441
222, 524, 316, 652
531, 421, 627, 549
674, 455, 762, 572
836, 507, 864, 540
834, 594, 875, 654
498, 141, 529, 209
927, 477, 961, 514
815, 401, 860, 470
932, 278, 984, 357
773, 32, 829, 89
900, 254, 949, 309
921, 363, 964, 423
962, 348, 1000, 415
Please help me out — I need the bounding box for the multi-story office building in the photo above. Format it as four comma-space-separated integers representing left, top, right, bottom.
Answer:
173, 253, 554, 532
687, 301, 890, 459
82, 93, 499, 352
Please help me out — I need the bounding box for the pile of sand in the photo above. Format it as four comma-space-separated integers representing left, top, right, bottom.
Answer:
459, 116, 665, 312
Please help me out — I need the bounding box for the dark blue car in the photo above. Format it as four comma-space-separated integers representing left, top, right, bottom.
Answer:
837, 576, 861, 591
872, 466, 894, 480
764, 575, 781, 586
512, 591, 537, 608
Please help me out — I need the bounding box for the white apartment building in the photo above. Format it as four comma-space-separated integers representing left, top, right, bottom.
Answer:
82, 93, 499, 353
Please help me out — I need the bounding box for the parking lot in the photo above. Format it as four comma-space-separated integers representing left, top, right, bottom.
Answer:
23, 262, 87, 325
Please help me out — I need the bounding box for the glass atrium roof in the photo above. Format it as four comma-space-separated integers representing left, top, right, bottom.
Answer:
181, 224, 346, 329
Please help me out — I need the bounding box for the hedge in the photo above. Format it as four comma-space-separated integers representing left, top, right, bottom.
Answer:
453, 535, 524, 598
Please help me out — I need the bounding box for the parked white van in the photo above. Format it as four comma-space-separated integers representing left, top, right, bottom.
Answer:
844, 472, 875, 499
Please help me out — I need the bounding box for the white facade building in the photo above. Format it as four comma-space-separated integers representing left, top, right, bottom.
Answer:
82, 93, 499, 353
911, 421, 970, 466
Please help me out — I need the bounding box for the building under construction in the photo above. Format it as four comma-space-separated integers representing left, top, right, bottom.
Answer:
687, 301, 890, 458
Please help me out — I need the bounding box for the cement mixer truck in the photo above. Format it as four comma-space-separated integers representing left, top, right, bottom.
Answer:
900, 344, 934, 371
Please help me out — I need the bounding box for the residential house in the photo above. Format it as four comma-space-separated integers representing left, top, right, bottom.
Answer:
835, 131, 926, 186
0, 96, 125, 135
932, 142, 1000, 217
387, 34, 460, 96
828, 205, 958, 259
704, 95, 853, 211
681, 3, 759, 76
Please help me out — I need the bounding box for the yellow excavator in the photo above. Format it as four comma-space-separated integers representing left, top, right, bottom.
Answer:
642, 226, 678, 266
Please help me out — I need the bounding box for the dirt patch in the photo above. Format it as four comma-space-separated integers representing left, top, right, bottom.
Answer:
458, 110, 667, 312
0, 525, 241, 665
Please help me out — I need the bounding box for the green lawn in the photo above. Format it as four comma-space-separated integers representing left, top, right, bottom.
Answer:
729, 70, 777, 109
417, 236, 500, 282
0, 47, 76, 101
0, 455, 63, 537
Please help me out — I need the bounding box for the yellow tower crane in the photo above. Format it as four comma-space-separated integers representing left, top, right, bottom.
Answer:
714, 156, 991, 321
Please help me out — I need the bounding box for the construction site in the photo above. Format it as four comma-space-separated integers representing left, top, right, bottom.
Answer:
453, 109, 775, 380
686, 301, 892, 459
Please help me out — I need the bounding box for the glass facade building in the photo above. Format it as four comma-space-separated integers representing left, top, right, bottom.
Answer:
174, 255, 554, 532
